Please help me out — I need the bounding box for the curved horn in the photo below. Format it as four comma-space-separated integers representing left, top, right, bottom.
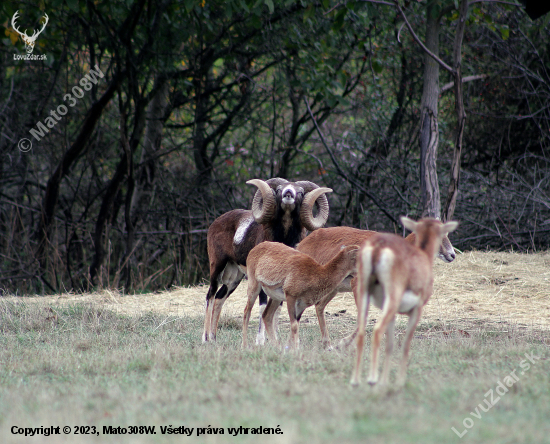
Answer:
247, 179, 277, 224
294, 180, 321, 193
300, 187, 332, 231
265, 177, 290, 188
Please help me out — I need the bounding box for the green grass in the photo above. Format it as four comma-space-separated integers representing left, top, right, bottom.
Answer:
0, 301, 549, 443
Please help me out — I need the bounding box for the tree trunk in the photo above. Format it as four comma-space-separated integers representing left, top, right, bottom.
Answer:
277, 61, 303, 179
122, 116, 135, 290
444, 0, 469, 222
419, 5, 441, 219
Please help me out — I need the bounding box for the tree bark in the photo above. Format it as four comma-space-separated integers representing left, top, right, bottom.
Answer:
121, 114, 135, 290
444, 0, 469, 222
419, 5, 441, 219
277, 63, 302, 179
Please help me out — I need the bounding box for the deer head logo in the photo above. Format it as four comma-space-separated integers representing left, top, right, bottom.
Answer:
11, 10, 49, 54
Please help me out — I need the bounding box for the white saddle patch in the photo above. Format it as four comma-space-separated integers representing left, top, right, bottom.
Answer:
234, 216, 254, 245
398, 290, 420, 313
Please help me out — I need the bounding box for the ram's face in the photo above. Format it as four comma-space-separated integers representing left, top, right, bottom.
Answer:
438, 235, 456, 262
281, 185, 296, 205
247, 178, 332, 232
279, 185, 303, 211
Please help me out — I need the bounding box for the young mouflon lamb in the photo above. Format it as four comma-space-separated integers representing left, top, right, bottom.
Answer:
242, 241, 359, 349
350, 217, 458, 387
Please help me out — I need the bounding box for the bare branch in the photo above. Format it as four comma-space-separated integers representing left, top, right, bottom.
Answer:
397, 22, 406, 43
326, 0, 396, 16
357, 0, 394, 5
469, 0, 521, 5
324, 2, 344, 15
440, 74, 488, 93
304, 98, 398, 225
394, 2, 454, 74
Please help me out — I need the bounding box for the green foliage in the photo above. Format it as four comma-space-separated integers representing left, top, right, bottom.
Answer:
372, 60, 383, 74
1, 0, 549, 295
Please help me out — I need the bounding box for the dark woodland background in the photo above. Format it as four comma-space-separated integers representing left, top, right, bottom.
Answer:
1, 0, 548, 294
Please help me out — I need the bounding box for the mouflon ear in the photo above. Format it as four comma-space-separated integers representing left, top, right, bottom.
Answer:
400, 216, 418, 233
442, 221, 459, 234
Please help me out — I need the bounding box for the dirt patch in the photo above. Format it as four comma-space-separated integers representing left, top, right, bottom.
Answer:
2, 251, 549, 333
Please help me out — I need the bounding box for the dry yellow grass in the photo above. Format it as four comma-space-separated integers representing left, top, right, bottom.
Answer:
2, 251, 549, 444
4, 251, 549, 334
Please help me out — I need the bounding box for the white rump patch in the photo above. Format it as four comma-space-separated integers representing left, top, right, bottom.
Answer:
376, 248, 394, 277
398, 290, 420, 313
360, 245, 374, 277
370, 247, 394, 309
234, 216, 254, 245
361, 245, 373, 263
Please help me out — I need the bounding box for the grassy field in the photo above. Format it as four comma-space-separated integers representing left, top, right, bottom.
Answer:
0, 298, 549, 444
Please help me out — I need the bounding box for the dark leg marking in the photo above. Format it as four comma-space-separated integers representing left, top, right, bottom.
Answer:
215, 285, 229, 299
259, 289, 267, 306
